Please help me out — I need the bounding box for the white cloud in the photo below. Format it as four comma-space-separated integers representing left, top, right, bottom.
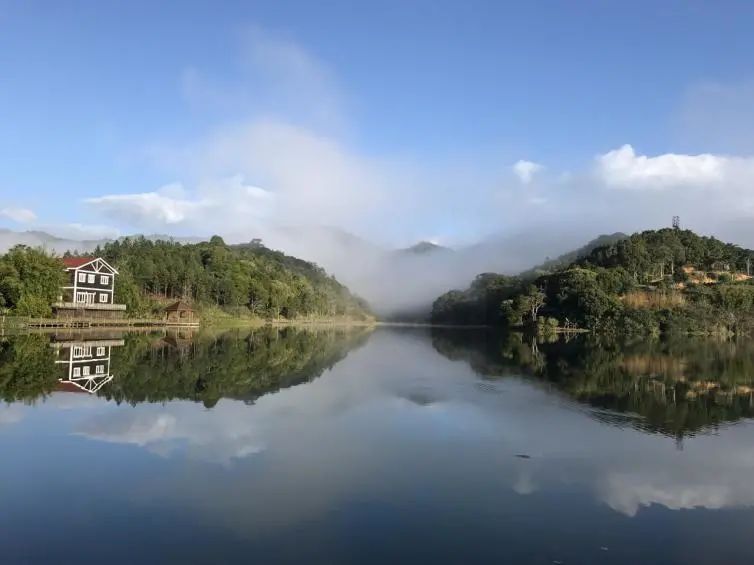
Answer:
595, 144, 729, 189
87, 175, 275, 234
103, 119, 394, 239
1, 207, 37, 223
512, 160, 543, 184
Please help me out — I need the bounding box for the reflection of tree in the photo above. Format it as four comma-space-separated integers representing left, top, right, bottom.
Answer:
0, 327, 372, 407
101, 327, 372, 408
431, 328, 754, 439
0, 335, 59, 402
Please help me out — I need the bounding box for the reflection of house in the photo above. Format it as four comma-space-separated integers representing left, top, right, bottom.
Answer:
53, 257, 127, 319
53, 338, 124, 393
161, 328, 197, 357
164, 301, 199, 326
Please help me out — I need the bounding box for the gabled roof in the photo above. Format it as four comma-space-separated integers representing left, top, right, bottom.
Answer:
60, 256, 118, 275
165, 300, 194, 312
57, 380, 90, 394
57, 375, 114, 394
61, 256, 96, 268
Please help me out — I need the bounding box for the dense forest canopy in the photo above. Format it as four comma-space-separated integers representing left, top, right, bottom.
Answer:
0, 246, 65, 317
432, 228, 754, 335
101, 236, 371, 319
0, 237, 372, 320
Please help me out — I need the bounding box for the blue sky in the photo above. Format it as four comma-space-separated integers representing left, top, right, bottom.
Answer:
3, 0, 754, 246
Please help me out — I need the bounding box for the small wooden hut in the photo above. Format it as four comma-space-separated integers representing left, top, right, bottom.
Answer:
164, 301, 199, 326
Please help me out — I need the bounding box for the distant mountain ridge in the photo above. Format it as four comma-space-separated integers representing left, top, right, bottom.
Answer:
0, 229, 204, 255
400, 241, 453, 255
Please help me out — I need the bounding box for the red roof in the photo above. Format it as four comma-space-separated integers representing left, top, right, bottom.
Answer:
56, 381, 89, 393
61, 256, 96, 268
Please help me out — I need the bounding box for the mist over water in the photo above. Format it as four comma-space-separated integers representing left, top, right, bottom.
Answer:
227, 225, 603, 318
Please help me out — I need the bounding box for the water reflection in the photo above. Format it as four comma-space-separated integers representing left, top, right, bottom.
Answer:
0, 326, 372, 406
2, 328, 754, 563
432, 329, 754, 439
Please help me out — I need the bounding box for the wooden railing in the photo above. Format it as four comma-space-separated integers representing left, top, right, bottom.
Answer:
52, 302, 127, 311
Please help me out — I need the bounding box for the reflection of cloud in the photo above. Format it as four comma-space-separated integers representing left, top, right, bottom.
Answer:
77, 405, 264, 464
601, 473, 731, 517
46, 391, 107, 410
593, 438, 754, 516
82, 412, 177, 446
512, 470, 538, 495
0, 405, 24, 427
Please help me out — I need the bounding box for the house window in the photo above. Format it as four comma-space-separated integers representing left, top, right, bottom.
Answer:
82, 366, 90, 376
72, 367, 81, 377
87, 274, 95, 284
76, 292, 94, 305
96, 347, 105, 356
99, 293, 108, 303
78, 272, 86, 283
72, 346, 91, 358
100, 275, 109, 285
96, 365, 104, 374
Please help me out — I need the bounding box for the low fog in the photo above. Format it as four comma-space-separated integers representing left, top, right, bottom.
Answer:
4, 213, 750, 320
0, 224, 597, 318
262, 226, 602, 318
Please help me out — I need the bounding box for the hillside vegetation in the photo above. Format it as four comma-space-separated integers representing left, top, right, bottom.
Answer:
432, 228, 754, 336
0, 236, 372, 321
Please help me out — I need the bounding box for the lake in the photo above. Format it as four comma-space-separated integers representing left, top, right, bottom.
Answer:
1, 326, 754, 564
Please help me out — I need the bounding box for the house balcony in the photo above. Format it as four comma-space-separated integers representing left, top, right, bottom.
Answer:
53, 302, 127, 311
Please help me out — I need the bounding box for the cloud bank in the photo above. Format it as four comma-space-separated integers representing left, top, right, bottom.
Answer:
1, 207, 37, 223
596, 144, 731, 189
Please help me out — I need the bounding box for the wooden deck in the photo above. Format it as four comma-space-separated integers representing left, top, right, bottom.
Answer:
1, 316, 200, 329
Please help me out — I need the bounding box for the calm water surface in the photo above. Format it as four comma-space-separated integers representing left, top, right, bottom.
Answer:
1, 326, 754, 564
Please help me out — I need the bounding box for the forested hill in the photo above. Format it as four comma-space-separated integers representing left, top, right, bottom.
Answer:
0, 236, 372, 320
432, 228, 754, 336
100, 236, 371, 319
520, 232, 627, 277
576, 228, 753, 276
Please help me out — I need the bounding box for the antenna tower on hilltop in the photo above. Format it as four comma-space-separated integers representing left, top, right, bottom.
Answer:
672, 216, 680, 230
